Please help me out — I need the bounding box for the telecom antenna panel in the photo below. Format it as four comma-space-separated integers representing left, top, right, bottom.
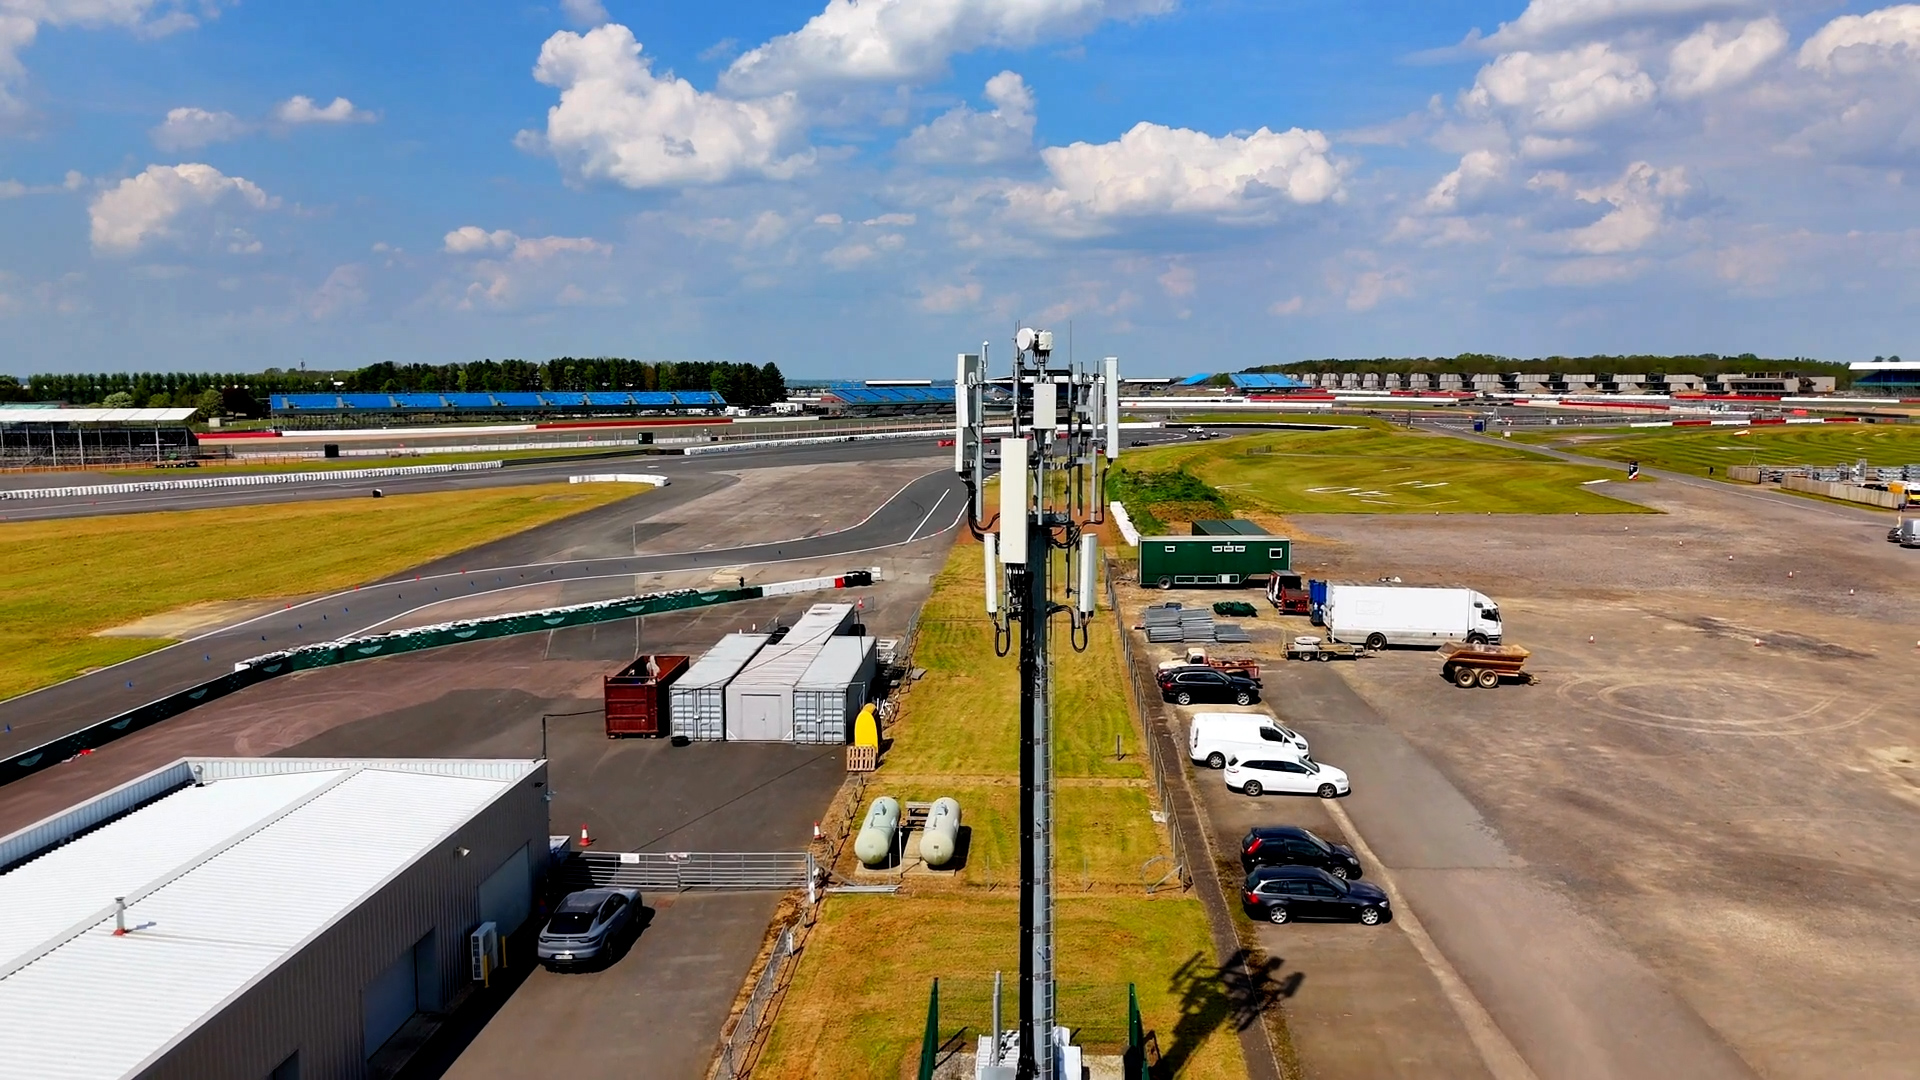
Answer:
954, 328, 1119, 1080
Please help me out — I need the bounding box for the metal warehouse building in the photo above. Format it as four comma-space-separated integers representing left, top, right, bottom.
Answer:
0, 756, 549, 1080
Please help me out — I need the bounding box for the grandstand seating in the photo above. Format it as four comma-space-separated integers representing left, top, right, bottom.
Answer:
267, 388, 730, 417
1178, 373, 1215, 386
1229, 373, 1312, 390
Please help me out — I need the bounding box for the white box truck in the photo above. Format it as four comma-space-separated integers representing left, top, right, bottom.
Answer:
1324, 585, 1502, 649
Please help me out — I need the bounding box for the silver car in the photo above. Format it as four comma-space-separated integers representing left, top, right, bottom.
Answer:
536, 887, 642, 970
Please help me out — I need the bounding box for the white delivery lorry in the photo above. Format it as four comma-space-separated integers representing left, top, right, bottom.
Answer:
1188, 712, 1310, 769
1324, 585, 1502, 649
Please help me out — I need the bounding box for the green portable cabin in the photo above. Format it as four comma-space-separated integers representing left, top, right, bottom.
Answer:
1139, 533, 1291, 588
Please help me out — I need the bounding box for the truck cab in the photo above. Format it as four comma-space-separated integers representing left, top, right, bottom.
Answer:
1266, 573, 1313, 615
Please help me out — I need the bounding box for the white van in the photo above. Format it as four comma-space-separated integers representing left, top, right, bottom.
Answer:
1188, 712, 1309, 770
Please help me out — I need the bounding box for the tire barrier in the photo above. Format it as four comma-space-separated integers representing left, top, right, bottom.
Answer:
568, 473, 671, 487
0, 460, 502, 501
0, 567, 878, 791
681, 429, 943, 456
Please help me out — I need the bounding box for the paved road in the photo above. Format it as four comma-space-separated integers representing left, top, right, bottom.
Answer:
1277, 661, 1761, 1080
0, 465, 965, 757
0, 436, 958, 521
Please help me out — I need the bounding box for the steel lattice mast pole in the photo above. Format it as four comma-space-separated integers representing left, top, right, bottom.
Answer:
958, 334, 1118, 1080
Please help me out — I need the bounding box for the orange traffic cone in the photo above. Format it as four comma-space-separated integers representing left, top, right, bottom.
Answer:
579, 823, 594, 848
812, 821, 822, 841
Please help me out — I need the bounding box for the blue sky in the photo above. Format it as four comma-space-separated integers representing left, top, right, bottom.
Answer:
3, 0, 1918, 378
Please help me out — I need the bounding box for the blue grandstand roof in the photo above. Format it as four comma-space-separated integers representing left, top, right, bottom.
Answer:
1178, 373, 1214, 386
1229, 373, 1311, 389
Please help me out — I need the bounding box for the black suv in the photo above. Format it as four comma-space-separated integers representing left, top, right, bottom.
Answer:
1240, 826, 1363, 879
1157, 666, 1261, 706
1242, 865, 1391, 925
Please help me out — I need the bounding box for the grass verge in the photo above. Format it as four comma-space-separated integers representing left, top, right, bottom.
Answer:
755, 534, 1247, 1078
1511, 422, 1920, 478
1114, 425, 1647, 520
0, 482, 642, 702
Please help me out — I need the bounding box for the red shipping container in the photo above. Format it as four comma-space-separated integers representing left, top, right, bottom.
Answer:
604, 654, 690, 737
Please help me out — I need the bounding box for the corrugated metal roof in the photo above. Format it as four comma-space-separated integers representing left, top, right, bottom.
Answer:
0, 408, 200, 424
0, 758, 537, 1080
676, 633, 772, 690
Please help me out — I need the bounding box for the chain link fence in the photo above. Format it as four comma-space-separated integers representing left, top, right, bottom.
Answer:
712, 923, 798, 1080
1107, 565, 1192, 894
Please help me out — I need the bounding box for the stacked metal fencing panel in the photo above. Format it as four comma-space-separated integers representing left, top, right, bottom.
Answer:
1142, 603, 1247, 644
791, 636, 878, 744
669, 633, 772, 741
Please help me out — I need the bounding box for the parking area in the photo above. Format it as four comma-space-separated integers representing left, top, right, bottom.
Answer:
1125, 473, 1919, 1080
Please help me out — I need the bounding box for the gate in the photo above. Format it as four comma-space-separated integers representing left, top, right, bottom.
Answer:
558, 850, 815, 892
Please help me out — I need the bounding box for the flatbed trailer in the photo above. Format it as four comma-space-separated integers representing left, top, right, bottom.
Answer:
1284, 636, 1365, 662
1438, 642, 1533, 688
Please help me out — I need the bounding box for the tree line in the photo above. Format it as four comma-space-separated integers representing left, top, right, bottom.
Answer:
11, 358, 788, 412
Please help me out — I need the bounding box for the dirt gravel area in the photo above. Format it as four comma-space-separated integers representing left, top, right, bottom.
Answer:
1266, 478, 1919, 1079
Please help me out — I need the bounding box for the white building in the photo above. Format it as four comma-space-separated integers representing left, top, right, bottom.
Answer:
0, 757, 550, 1080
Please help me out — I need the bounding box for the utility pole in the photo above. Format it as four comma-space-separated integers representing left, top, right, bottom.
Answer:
956, 331, 1120, 1079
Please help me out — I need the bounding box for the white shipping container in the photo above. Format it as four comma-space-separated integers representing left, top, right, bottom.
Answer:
669, 633, 772, 741
1325, 585, 1502, 648
792, 636, 878, 744
725, 603, 857, 741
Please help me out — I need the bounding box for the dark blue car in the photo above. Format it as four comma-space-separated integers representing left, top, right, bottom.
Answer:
1242, 865, 1391, 925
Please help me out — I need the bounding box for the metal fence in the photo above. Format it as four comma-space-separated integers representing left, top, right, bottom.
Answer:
558, 850, 815, 892
713, 923, 798, 1080
1106, 565, 1192, 894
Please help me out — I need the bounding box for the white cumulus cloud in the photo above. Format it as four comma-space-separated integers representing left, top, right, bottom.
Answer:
559, 0, 609, 28
1798, 5, 1920, 74
899, 70, 1036, 165
150, 106, 248, 149
1665, 18, 1787, 98
1477, 0, 1764, 50
88, 162, 274, 254
1005, 122, 1343, 235
521, 23, 811, 188
1563, 160, 1690, 254
0, 0, 206, 115
1422, 148, 1509, 212
1466, 43, 1656, 132
443, 225, 610, 260
273, 95, 376, 124
722, 0, 1173, 93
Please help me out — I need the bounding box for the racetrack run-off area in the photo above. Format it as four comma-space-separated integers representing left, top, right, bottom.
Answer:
754, 533, 1248, 1080
1515, 422, 1920, 478
1114, 424, 1647, 521
0, 483, 643, 703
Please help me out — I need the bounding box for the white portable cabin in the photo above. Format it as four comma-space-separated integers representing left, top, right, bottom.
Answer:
791, 636, 878, 744
724, 603, 857, 741
669, 632, 772, 741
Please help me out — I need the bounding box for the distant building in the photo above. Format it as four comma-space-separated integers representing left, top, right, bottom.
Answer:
1850, 360, 1920, 395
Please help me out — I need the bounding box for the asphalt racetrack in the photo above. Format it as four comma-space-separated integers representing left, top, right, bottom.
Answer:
0, 444, 969, 758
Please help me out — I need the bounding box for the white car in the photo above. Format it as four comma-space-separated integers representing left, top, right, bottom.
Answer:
1189, 712, 1309, 769
1225, 754, 1350, 799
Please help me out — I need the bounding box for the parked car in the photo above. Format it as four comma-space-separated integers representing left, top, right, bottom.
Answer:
1189, 711, 1308, 769
536, 887, 642, 969
1158, 666, 1261, 706
1242, 865, 1391, 925
1240, 825, 1362, 878
1225, 754, 1350, 798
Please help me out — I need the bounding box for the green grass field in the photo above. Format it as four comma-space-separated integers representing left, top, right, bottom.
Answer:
754, 536, 1247, 1079
1515, 423, 1920, 478
1115, 425, 1647, 519
0, 483, 641, 702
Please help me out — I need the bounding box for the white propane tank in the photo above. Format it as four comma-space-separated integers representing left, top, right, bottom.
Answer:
854, 796, 902, 868
921, 797, 963, 868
